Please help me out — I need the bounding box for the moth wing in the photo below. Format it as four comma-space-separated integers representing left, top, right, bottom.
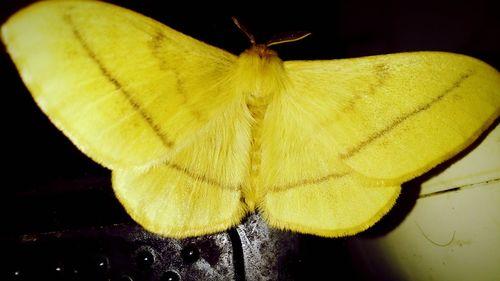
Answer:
284, 52, 500, 182
258, 52, 499, 237
255, 88, 400, 237
2, 1, 237, 170
113, 101, 251, 237
260, 175, 400, 237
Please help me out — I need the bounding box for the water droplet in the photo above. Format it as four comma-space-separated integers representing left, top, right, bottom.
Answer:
161, 270, 180, 281
181, 244, 199, 264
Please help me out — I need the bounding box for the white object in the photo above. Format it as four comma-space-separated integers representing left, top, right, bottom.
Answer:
348, 123, 500, 281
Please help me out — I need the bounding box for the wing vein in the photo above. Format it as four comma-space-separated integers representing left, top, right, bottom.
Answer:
270, 172, 350, 192
166, 161, 240, 190
64, 13, 174, 148
341, 70, 474, 159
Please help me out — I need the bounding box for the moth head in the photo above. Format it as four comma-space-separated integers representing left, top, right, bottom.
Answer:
231, 16, 311, 59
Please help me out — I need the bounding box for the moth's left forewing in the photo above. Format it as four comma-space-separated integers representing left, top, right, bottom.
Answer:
2, 1, 238, 170
284, 52, 500, 183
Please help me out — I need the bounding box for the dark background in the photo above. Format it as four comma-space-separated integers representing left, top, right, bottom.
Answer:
1, 0, 499, 244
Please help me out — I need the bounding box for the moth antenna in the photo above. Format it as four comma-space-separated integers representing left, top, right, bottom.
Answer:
266, 31, 312, 47
232, 16, 256, 46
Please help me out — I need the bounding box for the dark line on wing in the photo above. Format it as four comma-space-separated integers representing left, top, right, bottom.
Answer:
167, 161, 240, 190
149, 30, 205, 122
64, 14, 174, 148
150, 31, 169, 70
341, 71, 474, 159
271, 172, 349, 192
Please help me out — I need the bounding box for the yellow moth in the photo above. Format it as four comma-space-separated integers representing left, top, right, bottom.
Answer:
2, 1, 500, 238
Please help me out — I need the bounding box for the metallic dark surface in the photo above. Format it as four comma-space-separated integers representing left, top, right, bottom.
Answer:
2, 224, 236, 281
1, 208, 364, 281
